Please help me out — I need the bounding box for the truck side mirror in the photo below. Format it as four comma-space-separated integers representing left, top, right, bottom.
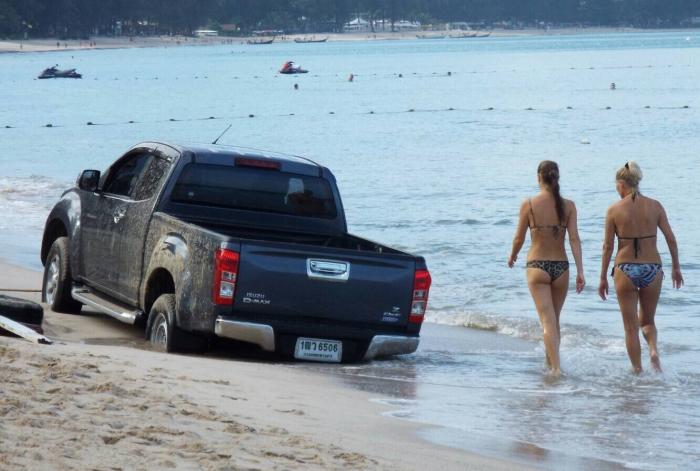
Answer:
78, 170, 101, 192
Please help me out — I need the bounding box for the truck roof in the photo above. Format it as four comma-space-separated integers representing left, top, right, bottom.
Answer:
155, 142, 323, 176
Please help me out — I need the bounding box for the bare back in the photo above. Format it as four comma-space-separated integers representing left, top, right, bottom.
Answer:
526, 194, 574, 262
607, 194, 662, 265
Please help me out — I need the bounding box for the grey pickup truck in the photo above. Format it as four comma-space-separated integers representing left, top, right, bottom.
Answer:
41, 142, 431, 362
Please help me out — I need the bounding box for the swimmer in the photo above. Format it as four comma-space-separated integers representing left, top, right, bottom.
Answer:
348, 73, 354, 82
509, 161, 585, 376
611, 82, 616, 90
598, 161, 683, 373
294, 83, 299, 90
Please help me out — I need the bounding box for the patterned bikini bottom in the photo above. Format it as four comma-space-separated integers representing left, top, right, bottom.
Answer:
615, 263, 663, 289
526, 260, 570, 281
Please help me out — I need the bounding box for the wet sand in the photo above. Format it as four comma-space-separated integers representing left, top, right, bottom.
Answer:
0, 259, 526, 470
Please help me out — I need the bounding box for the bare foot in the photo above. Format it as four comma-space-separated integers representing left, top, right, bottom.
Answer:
650, 353, 662, 373
546, 368, 562, 379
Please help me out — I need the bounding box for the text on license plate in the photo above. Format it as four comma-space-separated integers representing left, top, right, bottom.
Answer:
294, 338, 342, 363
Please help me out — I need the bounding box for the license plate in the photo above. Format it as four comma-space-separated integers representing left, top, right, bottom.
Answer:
294, 338, 342, 363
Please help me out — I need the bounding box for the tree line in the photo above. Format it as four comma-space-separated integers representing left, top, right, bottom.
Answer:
1, 0, 699, 38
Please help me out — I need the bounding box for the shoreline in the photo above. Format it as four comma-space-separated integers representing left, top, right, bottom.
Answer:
0, 258, 528, 470
1, 27, 697, 54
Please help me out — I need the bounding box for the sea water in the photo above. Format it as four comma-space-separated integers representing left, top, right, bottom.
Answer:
1, 32, 699, 469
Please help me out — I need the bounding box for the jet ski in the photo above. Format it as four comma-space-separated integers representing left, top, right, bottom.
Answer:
38, 66, 82, 79
279, 61, 308, 75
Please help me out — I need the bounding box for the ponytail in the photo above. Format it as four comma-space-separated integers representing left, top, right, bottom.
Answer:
537, 161, 565, 224
616, 161, 643, 198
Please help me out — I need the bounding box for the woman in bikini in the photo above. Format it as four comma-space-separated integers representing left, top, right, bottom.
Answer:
509, 161, 585, 376
598, 161, 683, 373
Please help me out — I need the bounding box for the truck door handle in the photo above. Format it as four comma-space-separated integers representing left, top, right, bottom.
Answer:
113, 207, 127, 224
307, 259, 350, 282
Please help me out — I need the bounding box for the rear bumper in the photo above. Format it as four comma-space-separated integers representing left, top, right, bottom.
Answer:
214, 316, 419, 360
363, 335, 420, 360
214, 318, 276, 351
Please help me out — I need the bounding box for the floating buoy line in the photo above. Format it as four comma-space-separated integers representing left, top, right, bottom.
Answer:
0, 105, 692, 130
17, 62, 694, 85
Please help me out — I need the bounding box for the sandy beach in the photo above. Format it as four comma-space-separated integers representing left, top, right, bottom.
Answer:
0, 260, 524, 471
1, 27, 695, 54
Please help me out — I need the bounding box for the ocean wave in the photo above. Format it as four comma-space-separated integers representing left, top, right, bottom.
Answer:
0, 176, 67, 231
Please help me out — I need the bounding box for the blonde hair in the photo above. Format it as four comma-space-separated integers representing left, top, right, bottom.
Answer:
616, 161, 643, 191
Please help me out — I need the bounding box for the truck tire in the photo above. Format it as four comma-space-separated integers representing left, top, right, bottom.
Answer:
0, 295, 44, 325
42, 237, 82, 314
146, 294, 206, 353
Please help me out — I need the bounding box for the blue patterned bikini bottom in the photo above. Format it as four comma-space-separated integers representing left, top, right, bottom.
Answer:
616, 263, 663, 289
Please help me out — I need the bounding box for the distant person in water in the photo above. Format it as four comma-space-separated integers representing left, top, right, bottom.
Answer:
598, 161, 683, 373
508, 161, 585, 376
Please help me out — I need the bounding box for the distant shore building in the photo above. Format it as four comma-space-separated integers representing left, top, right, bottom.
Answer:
373, 19, 421, 31
344, 18, 370, 32
194, 30, 219, 37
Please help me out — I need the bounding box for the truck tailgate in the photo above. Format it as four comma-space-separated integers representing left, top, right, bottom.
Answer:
233, 242, 415, 327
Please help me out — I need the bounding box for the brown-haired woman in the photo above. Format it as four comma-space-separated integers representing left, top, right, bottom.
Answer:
598, 161, 683, 373
508, 161, 585, 376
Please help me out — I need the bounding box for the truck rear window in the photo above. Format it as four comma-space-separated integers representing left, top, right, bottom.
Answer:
171, 163, 338, 219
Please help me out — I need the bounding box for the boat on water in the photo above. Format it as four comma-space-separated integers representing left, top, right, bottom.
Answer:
247, 37, 275, 45
416, 33, 447, 40
450, 31, 492, 39
294, 36, 328, 43
279, 61, 308, 74
38, 66, 82, 79
450, 31, 477, 38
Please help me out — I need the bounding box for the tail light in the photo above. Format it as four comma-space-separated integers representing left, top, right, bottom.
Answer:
409, 269, 432, 324
214, 248, 239, 305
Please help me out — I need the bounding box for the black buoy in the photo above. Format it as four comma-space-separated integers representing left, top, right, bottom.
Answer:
398, 74, 403, 78
486, 107, 494, 111
448, 107, 454, 111
567, 106, 573, 110
369, 111, 375, 114
209, 116, 215, 119
683, 105, 690, 109
45, 124, 53, 128
87, 121, 94, 125
294, 83, 299, 90
249, 114, 255, 118
5, 125, 12, 129
645, 106, 651, 109
128, 120, 135, 124
169, 118, 176, 121
408, 109, 415, 112
447, 71, 452, 76
605, 106, 612, 110
329, 111, 335, 115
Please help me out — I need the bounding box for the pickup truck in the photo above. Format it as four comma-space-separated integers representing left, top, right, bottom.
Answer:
40, 142, 431, 362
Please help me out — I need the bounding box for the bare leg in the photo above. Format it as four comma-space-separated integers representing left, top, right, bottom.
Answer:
551, 269, 570, 340
614, 269, 642, 374
527, 269, 561, 375
639, 271, 663, 372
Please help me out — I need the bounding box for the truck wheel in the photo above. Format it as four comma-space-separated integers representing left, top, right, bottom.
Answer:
147, 294, 206, 353
0, 295, 44, 325
42, 237, 82, 314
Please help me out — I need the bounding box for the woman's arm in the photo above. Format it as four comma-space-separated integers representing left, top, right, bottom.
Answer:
566, 202, 585, 293
508, 201, 529, 268
598, 207, 616, 300
658, 203, 684, 289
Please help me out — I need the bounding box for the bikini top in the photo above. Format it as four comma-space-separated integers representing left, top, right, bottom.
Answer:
617, 234, 656, 258
616, 193, 657, 258
528, 199, 567, 239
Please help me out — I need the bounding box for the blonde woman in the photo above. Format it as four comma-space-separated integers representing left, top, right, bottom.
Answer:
599, 161, 683, 373
509, 161, 585, 376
